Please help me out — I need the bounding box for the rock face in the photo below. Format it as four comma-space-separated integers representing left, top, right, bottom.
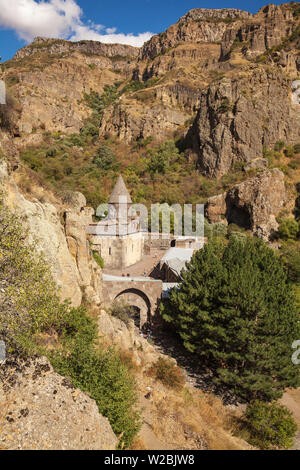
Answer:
99, 3, 299, 169
205, 168, 287, 240
98, 311, 167, 367
140, 8, 252, 61
0, 357, 118, 450
0, 160, 102, 307
14, 36, 139, 60
3, 4, 300, 177
4, 38, 137, 135
186, 69, 300, 177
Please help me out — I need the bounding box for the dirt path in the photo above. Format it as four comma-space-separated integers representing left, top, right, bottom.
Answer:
280, 389, 300, 450
150, 327, 242, 406
138, 395, 177, 450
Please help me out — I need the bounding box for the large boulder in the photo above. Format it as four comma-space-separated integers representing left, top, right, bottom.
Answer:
205, 168, 287, 240
0, 357, 118, 450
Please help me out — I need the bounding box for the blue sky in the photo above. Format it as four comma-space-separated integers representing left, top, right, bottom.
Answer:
0, 0, 289, 62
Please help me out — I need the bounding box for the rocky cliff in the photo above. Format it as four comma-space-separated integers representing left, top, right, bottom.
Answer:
205, 168, 287, 239
2, 3, 299, 176
0, 140, 102, 307
0, 357, 117, 450
99, 3, 300, 173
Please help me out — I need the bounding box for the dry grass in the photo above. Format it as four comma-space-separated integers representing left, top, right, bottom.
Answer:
130, 437, 148, 450
118, 349, 142, 373
138, 378, 251, 450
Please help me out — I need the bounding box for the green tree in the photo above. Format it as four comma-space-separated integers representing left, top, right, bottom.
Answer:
244, 401, 297, 450
161, 237, 300, 401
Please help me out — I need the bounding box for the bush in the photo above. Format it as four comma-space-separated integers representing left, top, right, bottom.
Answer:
45, 147, 57, 158
284, 146, 295, 158
0, 202, 72, 355
92, 250, 104, 269
244, 401, 297, 450
146, 141, 180, 177
274, 141, 285, 152
294, 143, 300, 154
147, 358, 185, 390
277, 218, 299, 240
93, 145, 117, 170
109, 300, 136, 326
50, 307, 141, 448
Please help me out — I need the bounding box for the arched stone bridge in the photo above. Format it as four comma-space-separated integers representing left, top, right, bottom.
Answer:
102, 274, 163, 327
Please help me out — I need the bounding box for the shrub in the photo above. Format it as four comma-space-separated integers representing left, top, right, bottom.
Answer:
147, 358, 185, 390
288, 160, 298, 169
263, 146, 275, 165
109, 300, 136, 326
274, 141, 285, 152
294, 143, 300, 154
0, 202, 72, 355
50, 307, 141, 448
277, 218, 299, 240
92, 250, 104, 269
284, 146, 295, 158
244, 401, 297, 450
45, 147, 57, 158
146, 140, 180, 177
93, 145, 117, 170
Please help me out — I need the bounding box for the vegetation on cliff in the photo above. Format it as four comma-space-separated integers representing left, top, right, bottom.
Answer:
0, 202, 140, 448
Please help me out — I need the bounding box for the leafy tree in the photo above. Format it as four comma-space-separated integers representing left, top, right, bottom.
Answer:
161, 237, 300, 401
244, 401, 297, 450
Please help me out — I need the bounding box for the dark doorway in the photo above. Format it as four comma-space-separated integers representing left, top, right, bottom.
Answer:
131, 306, 141, 328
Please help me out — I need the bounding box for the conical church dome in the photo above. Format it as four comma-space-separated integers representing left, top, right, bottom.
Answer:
109, 175, 132, 204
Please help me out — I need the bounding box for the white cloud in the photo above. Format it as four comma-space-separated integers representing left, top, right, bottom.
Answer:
0, 0, 154, 47
69, 25, 153, 47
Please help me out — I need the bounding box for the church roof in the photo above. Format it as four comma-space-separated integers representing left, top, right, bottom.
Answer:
109, 175, 132, 204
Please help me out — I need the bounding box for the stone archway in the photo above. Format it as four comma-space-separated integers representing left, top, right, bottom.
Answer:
114, 288, 152, 328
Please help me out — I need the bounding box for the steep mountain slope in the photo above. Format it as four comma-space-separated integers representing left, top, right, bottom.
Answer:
0, 2, 299, 205
2, 37, 138, 136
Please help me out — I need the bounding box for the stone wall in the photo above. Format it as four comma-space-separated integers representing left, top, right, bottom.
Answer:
102, 277, 163, 325
90, 233, 144, 269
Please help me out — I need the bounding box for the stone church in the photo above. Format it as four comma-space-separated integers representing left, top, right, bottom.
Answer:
87, 175, 144, 269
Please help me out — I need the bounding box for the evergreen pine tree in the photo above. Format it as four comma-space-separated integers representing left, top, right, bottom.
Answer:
161, 237, 300, 401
